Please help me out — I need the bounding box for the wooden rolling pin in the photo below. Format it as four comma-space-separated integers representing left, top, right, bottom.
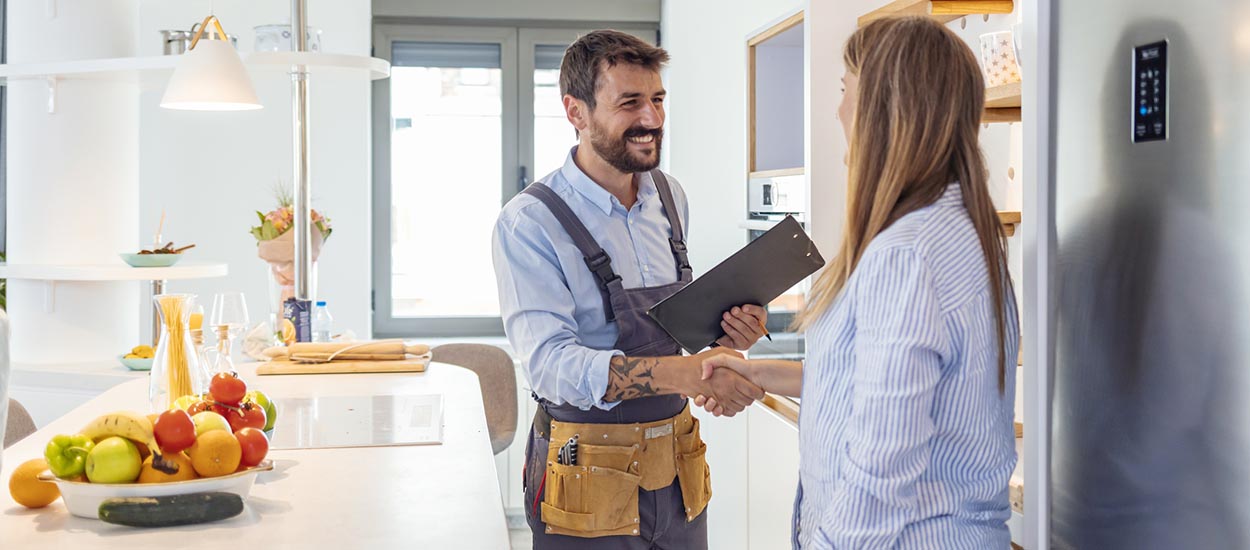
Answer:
263, 340, 431, 362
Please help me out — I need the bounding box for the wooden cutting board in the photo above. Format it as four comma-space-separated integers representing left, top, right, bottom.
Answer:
256, 355, 431, 376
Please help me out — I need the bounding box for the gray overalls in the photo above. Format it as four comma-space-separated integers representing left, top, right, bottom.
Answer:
520, 170, 707, 550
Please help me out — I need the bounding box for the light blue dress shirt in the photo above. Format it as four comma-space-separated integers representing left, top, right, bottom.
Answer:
492, 147, 690, 411
796, 184, 1019, 549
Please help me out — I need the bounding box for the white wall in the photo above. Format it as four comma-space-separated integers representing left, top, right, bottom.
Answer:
662, 0, 804, 274
136, 0, 373, 341
374, 0, 660, 22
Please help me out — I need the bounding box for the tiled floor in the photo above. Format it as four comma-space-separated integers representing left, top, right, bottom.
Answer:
509, 528, 533, 550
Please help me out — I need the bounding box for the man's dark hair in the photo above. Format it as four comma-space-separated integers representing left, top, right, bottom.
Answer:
560, 30, 669, 109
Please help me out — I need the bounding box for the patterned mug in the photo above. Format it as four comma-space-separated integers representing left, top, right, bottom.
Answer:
980, 30, 1022, 87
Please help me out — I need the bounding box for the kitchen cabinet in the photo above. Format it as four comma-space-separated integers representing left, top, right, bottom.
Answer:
748, 398, 801, 549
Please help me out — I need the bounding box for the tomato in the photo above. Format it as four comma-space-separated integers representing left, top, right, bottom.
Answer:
209, 372, 247, 405
211, 403, 235, 419
234, 428, 269, 468
153, 409, 197, 454
186, 400, 212, 416
227, 403, 266, 433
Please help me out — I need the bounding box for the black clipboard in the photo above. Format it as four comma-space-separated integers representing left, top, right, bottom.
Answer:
647, 216, 826, 354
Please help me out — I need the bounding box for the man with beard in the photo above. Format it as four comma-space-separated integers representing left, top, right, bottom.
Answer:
492, 30, 768, 549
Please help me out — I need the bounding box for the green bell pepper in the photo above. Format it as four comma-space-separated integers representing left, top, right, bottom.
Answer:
44, 434, 95, 479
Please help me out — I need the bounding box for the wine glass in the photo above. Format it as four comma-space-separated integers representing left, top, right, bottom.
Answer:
209, 292, 250, 373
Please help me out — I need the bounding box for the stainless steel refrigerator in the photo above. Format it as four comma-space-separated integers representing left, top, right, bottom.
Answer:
1048, 1, 1250, 548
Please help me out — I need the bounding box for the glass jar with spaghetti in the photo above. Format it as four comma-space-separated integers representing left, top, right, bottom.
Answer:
149, 293, 208, 411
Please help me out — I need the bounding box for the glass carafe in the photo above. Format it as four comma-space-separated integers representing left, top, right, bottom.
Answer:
149, 294, 208, 411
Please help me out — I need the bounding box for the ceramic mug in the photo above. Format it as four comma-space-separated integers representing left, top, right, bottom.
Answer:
980, 30, 1022, 87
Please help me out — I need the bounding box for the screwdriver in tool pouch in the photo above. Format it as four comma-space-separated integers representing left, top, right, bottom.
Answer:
558, 434, 579, 465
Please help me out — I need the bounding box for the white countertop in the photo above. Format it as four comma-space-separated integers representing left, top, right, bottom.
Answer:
1, 362, 510, 549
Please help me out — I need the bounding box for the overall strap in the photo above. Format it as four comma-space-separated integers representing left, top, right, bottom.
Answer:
521, 182, 623, 321
649, 170, 693, 281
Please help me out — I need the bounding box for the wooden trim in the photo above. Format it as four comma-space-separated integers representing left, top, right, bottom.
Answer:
859, 0, 951, 27
761, 393, 800, 425
859, 0, 1014, 27
982, 107, 1022, 123
931, 0, 1014, 15
999, 210, 1021, 237
749, 167, 805, 179
749, 43, 757, 172
748, 10, 804, 173
748, 11, 805, 47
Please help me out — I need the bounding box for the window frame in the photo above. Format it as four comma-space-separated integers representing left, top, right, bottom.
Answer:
371, 22, 657, 338
372, 24, 518, 337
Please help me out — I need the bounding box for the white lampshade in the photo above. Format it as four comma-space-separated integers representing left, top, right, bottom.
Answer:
161, 39, 262, 111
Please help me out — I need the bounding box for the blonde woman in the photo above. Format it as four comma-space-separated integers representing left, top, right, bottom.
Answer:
701, 17, 1019, 548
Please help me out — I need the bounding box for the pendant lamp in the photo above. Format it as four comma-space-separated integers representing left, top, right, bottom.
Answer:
160, 15, 262, 111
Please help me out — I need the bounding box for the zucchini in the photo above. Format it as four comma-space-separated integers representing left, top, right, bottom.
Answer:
98, 491, 244, 527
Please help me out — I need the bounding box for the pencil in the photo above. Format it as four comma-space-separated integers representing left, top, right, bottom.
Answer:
760, 319, 772, 342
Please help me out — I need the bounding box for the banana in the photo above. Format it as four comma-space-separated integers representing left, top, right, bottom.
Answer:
79, 411, 178, 475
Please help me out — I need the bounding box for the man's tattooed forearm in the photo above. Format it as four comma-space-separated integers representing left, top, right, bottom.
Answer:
604, 356, 660, 402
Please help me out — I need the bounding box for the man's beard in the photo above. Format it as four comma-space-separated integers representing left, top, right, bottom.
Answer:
588, 122, 663, 173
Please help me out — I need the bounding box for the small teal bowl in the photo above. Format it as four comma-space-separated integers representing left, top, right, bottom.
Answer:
118, 355, 153, 371
119, 253, 182, 268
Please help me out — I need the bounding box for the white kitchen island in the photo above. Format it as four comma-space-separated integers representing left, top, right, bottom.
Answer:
0, 362, 510, 549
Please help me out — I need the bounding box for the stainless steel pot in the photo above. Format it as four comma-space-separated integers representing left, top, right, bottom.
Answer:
160, 26, 238, 55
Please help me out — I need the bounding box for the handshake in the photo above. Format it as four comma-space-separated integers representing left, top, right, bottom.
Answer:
684, 347, 763, 418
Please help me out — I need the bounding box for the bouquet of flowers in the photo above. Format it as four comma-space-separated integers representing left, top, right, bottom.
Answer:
251, 185, 332, 320
250, 186, 332, 242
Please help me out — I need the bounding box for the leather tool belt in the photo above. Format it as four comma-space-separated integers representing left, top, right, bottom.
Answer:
538, 404, 712, 538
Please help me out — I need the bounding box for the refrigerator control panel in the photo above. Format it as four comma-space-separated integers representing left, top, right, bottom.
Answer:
1133, 41, 1168, 143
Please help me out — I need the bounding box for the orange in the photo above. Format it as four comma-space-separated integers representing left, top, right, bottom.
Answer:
137, 452, 198, 483
188, 430, 241, 477
8, 458, 60, 509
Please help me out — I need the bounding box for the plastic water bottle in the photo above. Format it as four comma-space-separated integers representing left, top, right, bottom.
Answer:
312, 301, 334, 343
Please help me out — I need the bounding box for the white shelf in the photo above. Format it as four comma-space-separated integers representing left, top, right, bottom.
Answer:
739, 219, 782, 231
0, 52, 390, 85
0, 262, 228, 281
0, 56, 176, 83
246, 52, 391, 80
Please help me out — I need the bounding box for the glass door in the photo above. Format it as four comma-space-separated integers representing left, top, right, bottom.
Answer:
373, 26, 518, 336
374, 25, 656, 337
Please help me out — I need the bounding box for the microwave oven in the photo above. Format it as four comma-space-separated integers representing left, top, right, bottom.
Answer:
748, 171, 806, 217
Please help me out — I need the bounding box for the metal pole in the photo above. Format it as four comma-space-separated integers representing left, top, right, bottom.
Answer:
291, 0, 312, 301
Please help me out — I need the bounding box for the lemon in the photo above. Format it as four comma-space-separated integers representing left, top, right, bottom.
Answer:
171, 394, 199, 411
131, 345, 155, 359
281, 319, 296, 345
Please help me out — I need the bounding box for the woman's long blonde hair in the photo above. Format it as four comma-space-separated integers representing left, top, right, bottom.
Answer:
795, 16, 1013, 391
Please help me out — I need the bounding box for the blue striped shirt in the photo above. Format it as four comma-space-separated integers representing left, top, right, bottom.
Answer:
492, 147, 689, 411
796, 183, 1019, 549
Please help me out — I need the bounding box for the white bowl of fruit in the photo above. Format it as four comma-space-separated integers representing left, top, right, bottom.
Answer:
10, 373, 280, 526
